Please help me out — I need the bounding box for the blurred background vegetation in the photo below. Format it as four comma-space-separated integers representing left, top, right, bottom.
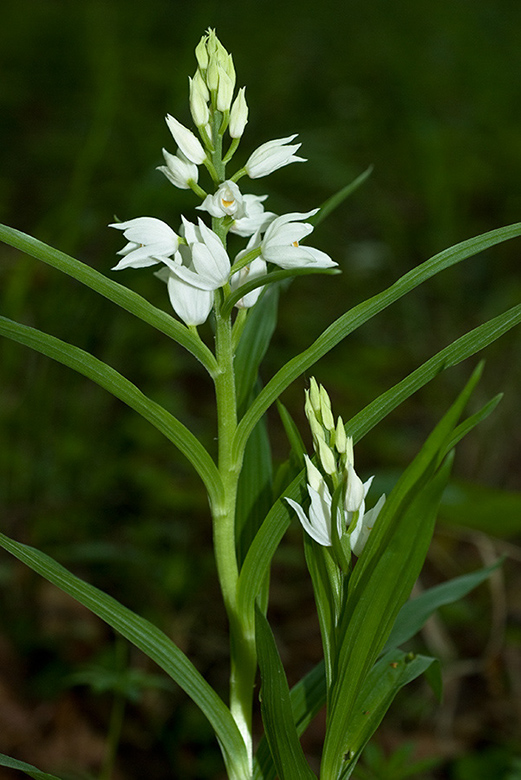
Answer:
1, 0, 521, 777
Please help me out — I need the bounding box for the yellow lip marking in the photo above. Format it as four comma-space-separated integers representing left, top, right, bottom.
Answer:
222, 198, 234, 207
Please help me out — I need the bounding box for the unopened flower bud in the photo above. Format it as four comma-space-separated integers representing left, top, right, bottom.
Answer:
335, 416, 347, 454
318, 438, 336, 476
229, 87, 248, 138
308, 378, 321, 415
189, 76, 210, 128
195, 34, 209, 71
216, 66, 234, 112
305, 455, 323, 492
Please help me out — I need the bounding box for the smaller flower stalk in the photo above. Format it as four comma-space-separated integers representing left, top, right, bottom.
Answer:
287, 378, 385, 565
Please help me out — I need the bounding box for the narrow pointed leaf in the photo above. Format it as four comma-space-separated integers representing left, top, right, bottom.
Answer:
0, 533, 249, 778
235, 285, 280, 412
0, 316, 223, 505
234, 224, 521, 459
383, 558, 503, 652
255, 606, 317, 780
0, 223, 217, 374
222, 265, 339, 319
0, 754, 64, 780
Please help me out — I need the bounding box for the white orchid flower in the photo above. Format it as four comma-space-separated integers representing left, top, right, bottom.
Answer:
157, 148, 199, 190
286, 455, 384, 555
286, 457, 339, 547
261, 211, 337, 270
165, 114, 207, 165
244, 135, 306, 178
165, 217, 230, 290
229, 254, 267, 309
156, 266, 213, 327
197, 181, 246, 218
350, 494, 386, 557
230, 194, 277, 237
109, 217, 180, 270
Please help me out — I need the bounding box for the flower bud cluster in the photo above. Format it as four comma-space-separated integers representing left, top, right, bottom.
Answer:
192, 29, 248, 137
286, 379, 385, 558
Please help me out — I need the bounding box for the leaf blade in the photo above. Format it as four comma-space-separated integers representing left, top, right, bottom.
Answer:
0, 533, 248, 778
0, 223, 217, 374
0, 315, 223, 504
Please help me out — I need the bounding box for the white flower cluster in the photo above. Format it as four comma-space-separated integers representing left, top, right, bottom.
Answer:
109, 29, 338, 327
286, 379, 385, 557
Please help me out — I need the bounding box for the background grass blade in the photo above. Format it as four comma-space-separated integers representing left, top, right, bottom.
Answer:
0, 315, 223, 504
0, 533, 249, 779
0, 224, 218, 375
234, 223, 521, 459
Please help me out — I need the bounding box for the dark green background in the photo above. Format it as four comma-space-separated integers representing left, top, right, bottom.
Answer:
1, 1, 521, 778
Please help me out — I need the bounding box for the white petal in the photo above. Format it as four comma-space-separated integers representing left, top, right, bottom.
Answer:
167, 274, 213, 326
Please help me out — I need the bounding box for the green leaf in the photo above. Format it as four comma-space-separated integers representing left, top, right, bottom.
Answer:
235, 285, 280, 412
255, 606, 317, 780
0, 223, 218, 375
304, 537, 344, 691
339, 307, 521, 445
276, 399, 307, 464
0, 532, 249, 779
321, 456, 453, 778
222, 266, 339, 319
321, 368, 486, 777
0, 754, 64, 780
383, 558, 503, 653
309, 166, 374, 228
234, 223, 521, 460
339, 651, 438, 779
0, 315, 223, 505
236, 399, 273, 567
253, 661, 326, 780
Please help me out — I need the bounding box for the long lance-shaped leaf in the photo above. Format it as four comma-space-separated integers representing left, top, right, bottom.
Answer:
0, 533, 249, 780
0, 224, 218, 375
237, 302, 521, 614
0, 316, 223, 506
0, 754, 64, 780
255, 606, 317, 780
233, 223, 521, 460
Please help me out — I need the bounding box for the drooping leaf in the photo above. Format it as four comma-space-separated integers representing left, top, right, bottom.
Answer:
0, 223, 217, 374
0, 316, 223, 505
0, 533, 249, 780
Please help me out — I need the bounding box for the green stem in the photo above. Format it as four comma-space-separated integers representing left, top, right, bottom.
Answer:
100, 691, 126, 780
212, 283, 257, 773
